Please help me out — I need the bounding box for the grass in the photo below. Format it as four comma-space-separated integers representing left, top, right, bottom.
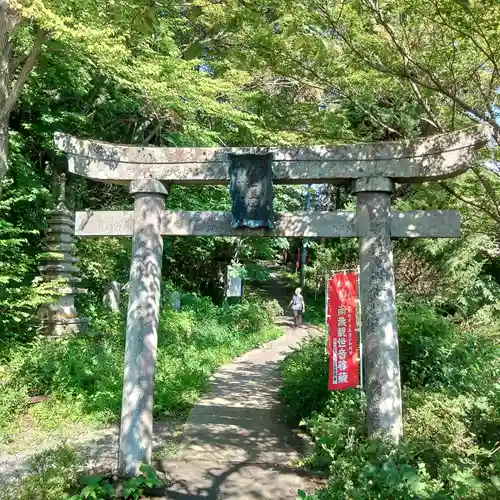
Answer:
0, 445, 84, 500
0, 291, 284, 498
0, 292, 284, 449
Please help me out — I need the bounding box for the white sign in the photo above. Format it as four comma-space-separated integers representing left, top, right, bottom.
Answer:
227, 276, 243, 297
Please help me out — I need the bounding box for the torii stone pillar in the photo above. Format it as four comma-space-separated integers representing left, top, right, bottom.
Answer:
119, 179, 168, 476
355, 177, 401, 442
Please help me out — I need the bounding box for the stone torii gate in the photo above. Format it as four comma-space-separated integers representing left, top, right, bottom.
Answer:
54, 125, 490, 476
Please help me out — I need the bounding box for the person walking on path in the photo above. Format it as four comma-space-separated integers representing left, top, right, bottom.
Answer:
289, 287, 306, 327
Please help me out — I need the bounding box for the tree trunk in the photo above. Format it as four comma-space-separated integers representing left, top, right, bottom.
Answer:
0, 3, 47, 180
0, 2, 13, 180
0, 121, 7, 180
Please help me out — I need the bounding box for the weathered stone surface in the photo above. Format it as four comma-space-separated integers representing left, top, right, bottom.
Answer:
38, 174, 87, 337
39, 263, 81, 275
54, 125, 491, 184
38, 316, 87, 337
390, 210, 460, 238
44, 232, 76, 245
129, 178, 168, 196
103, 281, 121, 312
355, 180, 403, 443
354, 176, 394, 193
76, 210, 134, 236
226, 274, 243, 298
119, 182, 166, 477
74, 209, 460, 239
169, 291, 181, 311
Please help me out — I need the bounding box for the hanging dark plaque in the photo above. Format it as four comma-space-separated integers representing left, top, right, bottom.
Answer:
229, 153, 274, 229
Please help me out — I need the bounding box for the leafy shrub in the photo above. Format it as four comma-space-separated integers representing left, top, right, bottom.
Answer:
308, 439, 498, 499
398, 301, 499, 394
280, 335, 330, 424
0, 140, 57, 344
0, 445, 83, 500
0, 293, 282, 435
260, 297, 284, 323
66, 464, 162, 500
282, 300, 500, 499
297, 388, 499, 500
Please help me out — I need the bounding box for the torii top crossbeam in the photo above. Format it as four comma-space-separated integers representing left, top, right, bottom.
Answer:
54, 125, 490, 184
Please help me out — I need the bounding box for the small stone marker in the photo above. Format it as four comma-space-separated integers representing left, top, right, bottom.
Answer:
169, 290, 181, 311
103, 281, 121, 312
226, 274, 243, 298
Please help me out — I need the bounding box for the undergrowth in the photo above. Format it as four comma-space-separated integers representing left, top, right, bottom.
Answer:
0, 445, 83, 500
0, 292, 283, 443
282, 300, 500, 499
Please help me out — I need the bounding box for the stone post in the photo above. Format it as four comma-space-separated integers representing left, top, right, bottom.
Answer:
38, 174, 87, 336
354, 177, 402, 444
118, 179, 168, 477
103, 281, 121, 312
169, 290, 181, 311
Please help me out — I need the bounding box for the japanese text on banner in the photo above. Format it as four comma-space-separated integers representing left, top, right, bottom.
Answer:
328, 272, 359, 390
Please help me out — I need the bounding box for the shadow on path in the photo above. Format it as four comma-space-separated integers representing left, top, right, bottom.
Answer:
159, 263, 320, 499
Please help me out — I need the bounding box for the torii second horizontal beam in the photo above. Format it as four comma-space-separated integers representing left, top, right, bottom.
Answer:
74, 210, 460, 238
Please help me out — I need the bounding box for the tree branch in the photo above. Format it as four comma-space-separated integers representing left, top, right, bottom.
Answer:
428, 0, 500, 78
471, 166, 500, 218
239, 25, 404, 138
438, 180, 500, 225
0, 27, 48, 123
330, 1, 500, 136
143, 120, 164, 145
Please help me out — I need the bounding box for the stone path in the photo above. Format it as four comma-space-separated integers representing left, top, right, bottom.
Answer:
159, 269, 320, 499
160, 326, 315, 499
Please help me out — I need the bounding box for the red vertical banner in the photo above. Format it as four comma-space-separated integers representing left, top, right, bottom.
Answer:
328, 272, 359, 390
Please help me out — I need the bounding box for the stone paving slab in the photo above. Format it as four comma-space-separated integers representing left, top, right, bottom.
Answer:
160, 459, 307, 500
159, 319, 318, 499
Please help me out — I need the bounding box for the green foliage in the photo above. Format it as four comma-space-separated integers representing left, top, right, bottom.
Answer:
0, 2, 499, 499
281, 300, 500, 499
66, 474, 115, 500
301, 389, 500, 499
0, 448, 163, 500
66, 464, 162, 500
122, 464, 163, 500
397, 301, 499, 393
0, 135, 56, 342
0, 445, 83, 500
280, 335, 330, 424
0, 293, 282, 438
